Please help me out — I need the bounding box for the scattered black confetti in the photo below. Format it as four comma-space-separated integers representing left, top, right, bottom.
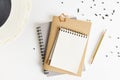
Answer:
105, 14, 108, 17
110, 19, 112, 21
103, 8, 106, 10
101, 2, 104, 4
113, 10, 115, 13
117, 37, 120, 39
81, 1, 84, 3
90, 6, 92, 8
112, 10, 115, 15
117, 1, 119, 4
94, 4, 96, 6
77, 8, 79, 13
95, 13, 98, 16
61, 2, 63, 4
33, 48, 35, 50
110, 51, 113, 54
118, 55, 120, 57
117, 52, 120, 54
102, 16, 105, 19
99, 14, 101, 16
106, 55, 108, 57
116, 46, 118, 48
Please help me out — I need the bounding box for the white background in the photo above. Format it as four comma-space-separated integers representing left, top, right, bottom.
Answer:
0, 0, 120, 80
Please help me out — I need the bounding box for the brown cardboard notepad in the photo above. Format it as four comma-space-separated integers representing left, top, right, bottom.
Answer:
44, 15, 91, 76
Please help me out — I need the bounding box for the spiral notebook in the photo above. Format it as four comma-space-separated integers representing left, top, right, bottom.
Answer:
44, 16, 91, 76
49, 27, 88, 74
36, 17, 79, 76
36, 22, 86, 76
36, 22, 60, 76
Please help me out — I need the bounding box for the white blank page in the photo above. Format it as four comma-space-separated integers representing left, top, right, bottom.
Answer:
50, 28, 88, 74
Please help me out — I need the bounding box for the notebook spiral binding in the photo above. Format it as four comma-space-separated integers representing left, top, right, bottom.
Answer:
60, 28, 88, 38
36, 26, 49, 74
36, 27, 45, 63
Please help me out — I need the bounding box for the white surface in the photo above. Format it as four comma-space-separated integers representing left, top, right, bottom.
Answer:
50, 28, 87, 73
80, 24, 120, 80
0, 0, 120, 80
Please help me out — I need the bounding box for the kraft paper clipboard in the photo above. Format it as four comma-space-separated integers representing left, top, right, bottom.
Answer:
44, 15, 91, 76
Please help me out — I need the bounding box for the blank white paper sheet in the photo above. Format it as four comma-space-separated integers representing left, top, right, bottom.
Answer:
50, 28, 88, 74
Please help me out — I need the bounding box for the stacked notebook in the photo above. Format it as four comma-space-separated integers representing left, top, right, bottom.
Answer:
36, 14, 91, 76
36, 22, 61, 76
